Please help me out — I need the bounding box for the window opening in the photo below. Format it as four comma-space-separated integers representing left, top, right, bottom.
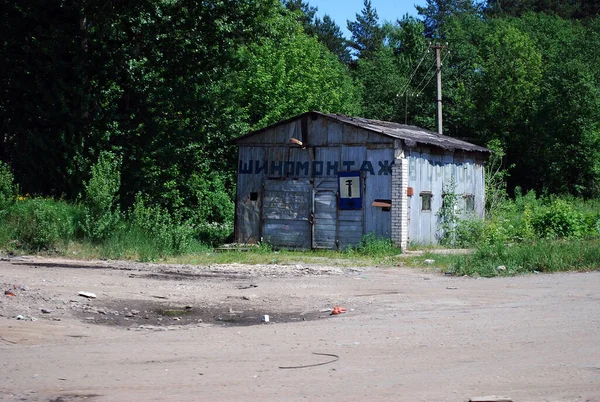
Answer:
250, 192, 258, 201
420, 192, 432, 211
464, 194, 474, 212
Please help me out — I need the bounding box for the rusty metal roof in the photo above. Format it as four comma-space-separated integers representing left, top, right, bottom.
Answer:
237, 111, 491, 153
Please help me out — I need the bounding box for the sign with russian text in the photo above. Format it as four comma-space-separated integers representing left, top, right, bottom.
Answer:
338, 171, 362, 210
238, 159, 394, 177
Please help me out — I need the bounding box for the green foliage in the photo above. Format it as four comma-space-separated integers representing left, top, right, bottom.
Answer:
444, 12, 600, 197
450, 191, 599, 249
436, 175, 459, 245
188, 173, 235, 225
352, 16, 431, 125
130, 195, 195, 256
5, 198, 80, 251
347, 0, 384, 60
93, 223, 210, 262
2, 0, 600, 247
315, 15, 351, 64
484, 0, 600, 20
484, 139, 513, 215
351, 232, 401, 257
0, 161, 16, 210
237, 14, 361, 129
454, 218, 485, 247
82, 152, 121, 242
282, 0, 318, 35
531, 199, 587, 239
196, 222, 233, 247
451, 240, 600, 277
416, 0, 479, 39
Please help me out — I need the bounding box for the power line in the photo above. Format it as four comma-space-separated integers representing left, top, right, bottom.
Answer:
397, 46, 430, 97
413, 50, 450, 97
412, 58, 437, 96
414, 68, 437, 98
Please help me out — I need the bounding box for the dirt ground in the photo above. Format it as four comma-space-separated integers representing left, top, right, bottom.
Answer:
0, 256, 599, 402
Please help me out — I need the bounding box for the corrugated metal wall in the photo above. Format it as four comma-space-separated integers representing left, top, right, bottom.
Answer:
262, 179, 312, 248
407, 147, 485, 245
235, 116, 394, 249
235, 115, 485, 249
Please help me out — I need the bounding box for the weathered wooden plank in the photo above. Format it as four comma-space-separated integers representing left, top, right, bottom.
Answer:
338, 214, 363, 222
339, 223, 363, 232
313, 190, 336, 249
364, 147, 393, 237
235, 146, 265, 244
262, 179, 312, 249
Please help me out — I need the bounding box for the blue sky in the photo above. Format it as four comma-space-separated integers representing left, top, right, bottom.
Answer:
310, 0, 428, 38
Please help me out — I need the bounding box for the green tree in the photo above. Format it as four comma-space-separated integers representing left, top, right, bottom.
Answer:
1, 0, 282, 219
82, 151, 121, 242
416, 0, 480, 39
500, 14, 600, 197
282, 0, 318, 35
347, 0, 384, 60
475, 20, 542, 135
315, 15, 351, 64
484, 0, 600, 20
236, 15, 361, 129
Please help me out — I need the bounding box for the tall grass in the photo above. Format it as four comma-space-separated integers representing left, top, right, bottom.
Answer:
447, 240, 600, 277
435, 190, 600, 277
2, 198, 80, 251
1, 154, 598, 276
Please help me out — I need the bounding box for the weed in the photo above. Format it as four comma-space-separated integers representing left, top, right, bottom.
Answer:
437, 175, 459, 246
5, 198, 80, 251
130, 195, 196, 256
451, 240, 600, 277
351, 233, 401, 257
0, 161, 16, 210
196, 221, 233, 246
81, 151, 122, 242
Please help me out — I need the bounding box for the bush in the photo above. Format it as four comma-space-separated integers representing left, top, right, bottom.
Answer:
130, 195, 195, 256
594, 215, 600, 236
454, 218, 486, 247
189, 173, 235, 224
6, 198, 80, 250
81, 151, 122, 242
436, 175, 459, 246
531, 199, 587, 239
196, 221, 233, 246
0, 161, 16, 210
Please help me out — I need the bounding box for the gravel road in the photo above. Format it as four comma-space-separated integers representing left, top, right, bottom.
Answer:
0, 256, 599, 401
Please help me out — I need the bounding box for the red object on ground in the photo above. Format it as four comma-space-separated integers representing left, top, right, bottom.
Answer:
331, 306, 347, 315
4, 290, 16, 296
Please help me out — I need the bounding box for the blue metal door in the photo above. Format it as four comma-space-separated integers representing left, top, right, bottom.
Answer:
261, 179, 312, 249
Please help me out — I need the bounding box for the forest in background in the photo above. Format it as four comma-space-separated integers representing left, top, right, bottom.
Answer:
1, 0, 599, 261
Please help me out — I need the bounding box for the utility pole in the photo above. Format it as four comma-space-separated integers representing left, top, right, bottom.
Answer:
430, 43, 446, 135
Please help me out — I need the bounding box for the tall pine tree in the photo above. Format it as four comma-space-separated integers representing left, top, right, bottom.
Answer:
347, 0, 384, 60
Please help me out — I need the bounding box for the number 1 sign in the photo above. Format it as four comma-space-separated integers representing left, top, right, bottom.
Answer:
338, 172, 362, 210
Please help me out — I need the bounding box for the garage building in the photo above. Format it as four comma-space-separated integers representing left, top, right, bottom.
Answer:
234, 111, 490, 250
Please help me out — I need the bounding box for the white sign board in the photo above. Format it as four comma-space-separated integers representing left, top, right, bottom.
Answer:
339, 176, 360, 199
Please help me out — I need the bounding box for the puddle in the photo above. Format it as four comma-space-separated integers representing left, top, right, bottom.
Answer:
72, 298, 326, 328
